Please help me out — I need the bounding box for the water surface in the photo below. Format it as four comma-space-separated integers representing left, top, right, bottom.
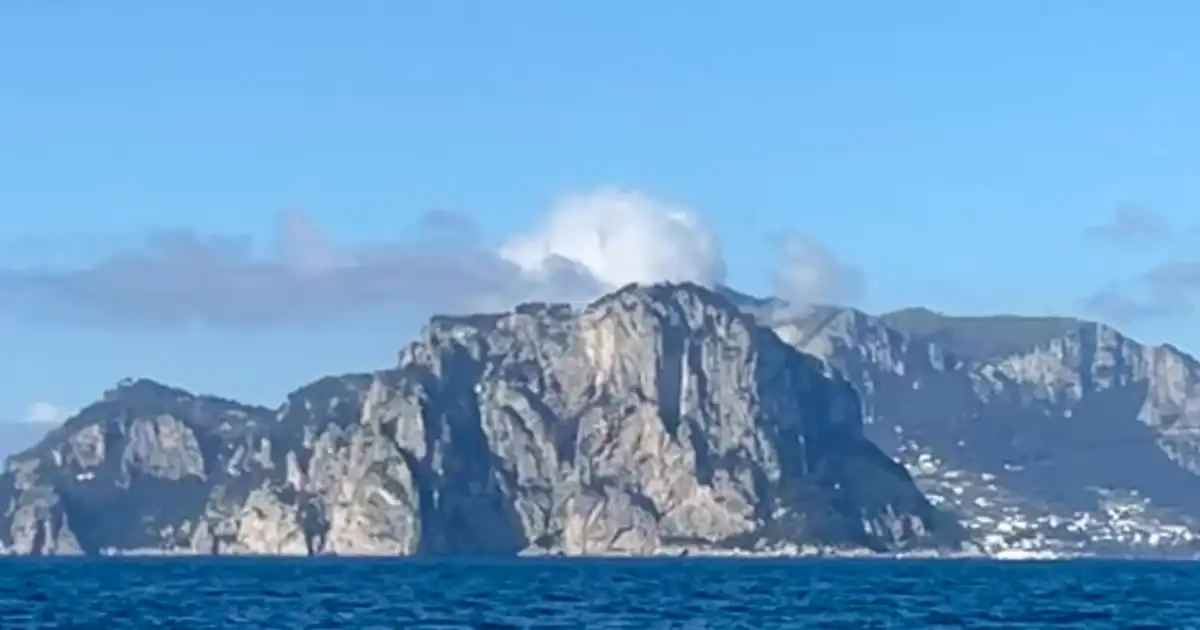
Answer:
1, 558, 1196, 628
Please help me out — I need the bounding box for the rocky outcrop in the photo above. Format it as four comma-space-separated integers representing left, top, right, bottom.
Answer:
0, 283, 963, 556
752, 296, 1200, 557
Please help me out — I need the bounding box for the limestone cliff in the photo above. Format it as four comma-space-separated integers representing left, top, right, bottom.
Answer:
757, 297, 1200, 557
0, 283, 962, 556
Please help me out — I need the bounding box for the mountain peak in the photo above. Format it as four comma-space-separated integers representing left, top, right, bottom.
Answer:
585, 281, 742, 316
105, 377, 193, 402
0, 278, 963, 557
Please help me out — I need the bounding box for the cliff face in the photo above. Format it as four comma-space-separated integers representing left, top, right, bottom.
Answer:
761, 300, 1200, 557
0, 283, 961, 556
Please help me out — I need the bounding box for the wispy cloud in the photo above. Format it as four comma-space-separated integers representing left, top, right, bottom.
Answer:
0, 188, 864, 329
1081, 204, 1174, 247
18, 401, 73, 425
770, 231, 864, 307
1080, 282, 1188, 323
1080, 256, 1200, 324
1077, 204, 1200, 323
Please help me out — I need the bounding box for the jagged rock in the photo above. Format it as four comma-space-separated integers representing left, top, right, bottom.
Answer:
752, 296, 1200, 557
0, 282, 962, 556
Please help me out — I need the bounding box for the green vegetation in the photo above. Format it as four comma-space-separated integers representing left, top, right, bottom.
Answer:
879, 307, 1083, 363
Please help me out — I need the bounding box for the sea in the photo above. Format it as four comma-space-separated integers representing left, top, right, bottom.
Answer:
1, 558, 1198, 628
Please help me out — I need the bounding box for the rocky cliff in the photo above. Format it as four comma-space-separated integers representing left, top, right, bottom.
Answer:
751, 295, 1200, 557
0, 283, 963, 556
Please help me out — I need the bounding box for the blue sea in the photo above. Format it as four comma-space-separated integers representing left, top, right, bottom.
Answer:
1, 558, 1197, 628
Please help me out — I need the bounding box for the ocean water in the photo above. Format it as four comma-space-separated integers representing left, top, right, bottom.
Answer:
1, 558, 1198, 628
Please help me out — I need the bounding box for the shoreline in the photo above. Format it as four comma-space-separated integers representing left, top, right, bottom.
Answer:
1, 544, 1195, 561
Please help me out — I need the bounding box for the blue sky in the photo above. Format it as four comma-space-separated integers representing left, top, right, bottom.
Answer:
3, 1, 1200, 427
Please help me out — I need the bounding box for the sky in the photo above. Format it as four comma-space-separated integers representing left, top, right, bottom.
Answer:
3, 1, 1200, 432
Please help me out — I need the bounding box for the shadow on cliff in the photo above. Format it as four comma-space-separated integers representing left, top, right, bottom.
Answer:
406, 346, 528, 555
850, 322, 1200, 518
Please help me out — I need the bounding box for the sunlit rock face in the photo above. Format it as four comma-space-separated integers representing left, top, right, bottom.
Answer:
0, 283, 962, 557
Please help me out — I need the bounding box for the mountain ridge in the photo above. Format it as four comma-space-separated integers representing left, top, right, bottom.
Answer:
6, 282, 1200, 558
766, 299, 1200, 556
0, 282, 965, 557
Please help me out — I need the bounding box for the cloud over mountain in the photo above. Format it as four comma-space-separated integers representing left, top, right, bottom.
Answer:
1080, 204, 1199, 323
770, 231, 864, 307
19, 401, 72, 425
0, 188, 862, 329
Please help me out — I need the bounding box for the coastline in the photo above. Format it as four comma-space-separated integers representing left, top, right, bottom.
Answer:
1, 544, 1191, 561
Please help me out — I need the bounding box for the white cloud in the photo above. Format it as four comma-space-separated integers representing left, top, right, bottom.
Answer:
770, 231, 864, 307
0, 187, 860, 328
499, 188, 725, 288
20, 401, 72, 425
